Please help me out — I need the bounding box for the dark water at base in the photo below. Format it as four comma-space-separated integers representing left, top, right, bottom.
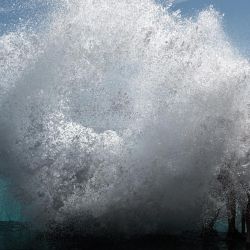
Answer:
0, 224, 247, 250
0, 236, 247, 250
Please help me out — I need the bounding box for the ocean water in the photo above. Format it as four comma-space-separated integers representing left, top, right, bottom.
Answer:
0, 227, 247, 250
0, 0, 249, 237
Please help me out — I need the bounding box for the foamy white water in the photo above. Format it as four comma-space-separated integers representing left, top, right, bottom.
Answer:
0, 0, 249, 234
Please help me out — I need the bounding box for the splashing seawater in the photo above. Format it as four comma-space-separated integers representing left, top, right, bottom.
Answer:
0, 0, 249, 235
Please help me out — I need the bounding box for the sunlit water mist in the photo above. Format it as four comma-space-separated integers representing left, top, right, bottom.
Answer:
0, 0, 249, 235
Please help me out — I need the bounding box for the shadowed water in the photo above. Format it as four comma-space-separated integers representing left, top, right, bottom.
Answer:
0, 224, 247, 250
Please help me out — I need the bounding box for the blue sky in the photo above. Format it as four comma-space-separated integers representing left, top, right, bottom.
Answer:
0, 0, 250, 56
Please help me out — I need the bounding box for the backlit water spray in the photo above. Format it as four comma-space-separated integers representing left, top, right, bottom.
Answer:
0, 0, 249, 235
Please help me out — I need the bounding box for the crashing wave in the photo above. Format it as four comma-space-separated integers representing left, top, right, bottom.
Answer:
0, 0, 249, 234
